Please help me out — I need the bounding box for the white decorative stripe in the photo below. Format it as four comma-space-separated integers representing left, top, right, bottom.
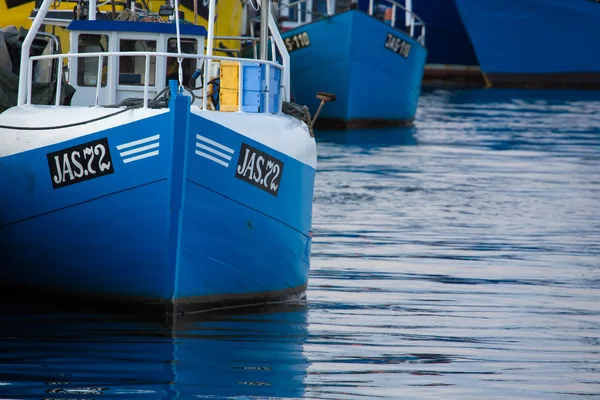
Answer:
123, 150, 159, 164
196, 143, 232, 161
194, 134, 234, 168
195, 150, 229, 167
116, 134, 160, 150
196, 134, 234, 154
192, 110, 316, 169
119, 142, 160, 157
117, 134, 160, 164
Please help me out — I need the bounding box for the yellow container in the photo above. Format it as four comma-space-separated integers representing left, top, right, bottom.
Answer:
219, 60, 240, 112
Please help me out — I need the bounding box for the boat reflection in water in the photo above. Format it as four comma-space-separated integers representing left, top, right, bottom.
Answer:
0, 302, 309, 399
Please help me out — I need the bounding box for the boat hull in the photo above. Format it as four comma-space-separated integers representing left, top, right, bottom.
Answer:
455, 0, 600, 89
0, 98, 315, 315
354, 0, 482, 87
282, 10, 427, 129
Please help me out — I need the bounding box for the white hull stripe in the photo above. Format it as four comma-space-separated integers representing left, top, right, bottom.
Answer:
196, 143, 232, 161
195, 134, 234, 167
123, 150, 160, 164
196, 134, 234, 153
195, 150, 229, 167
120, 142, 159, 157
117, 134, 160, 164
116, 134, 160, 150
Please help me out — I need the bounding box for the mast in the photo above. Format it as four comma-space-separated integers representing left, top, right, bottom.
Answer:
260, 0, 269, 60
202, 0, 217, 109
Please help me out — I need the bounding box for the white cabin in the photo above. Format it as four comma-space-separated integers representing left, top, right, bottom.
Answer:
66, 20, 207, 107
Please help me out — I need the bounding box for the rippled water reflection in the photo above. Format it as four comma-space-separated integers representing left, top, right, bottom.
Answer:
1, 88, 599, 399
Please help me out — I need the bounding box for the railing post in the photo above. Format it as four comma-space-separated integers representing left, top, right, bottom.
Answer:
143, 54, 150, 108
27, 58, 33, 105
368, 0, 373, 15
95, 55, 103, 107
265, 63, 270, 113
306, 0, 313, 22
54, 56, 63, 106
405, 0, 412, 29
391, 5, 396, 27
203, 0, 217, 109
260, 0, 269, 60
268, 11, 290, 102
326, 0, 334, 16
270, 37, 276, 61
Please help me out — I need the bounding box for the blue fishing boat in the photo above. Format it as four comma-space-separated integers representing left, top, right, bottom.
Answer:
263, 0, 427, 129
0, 0, 324, 316
454, 0, 600, 89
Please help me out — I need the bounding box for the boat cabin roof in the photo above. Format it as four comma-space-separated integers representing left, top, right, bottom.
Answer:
66, 20, 208, 37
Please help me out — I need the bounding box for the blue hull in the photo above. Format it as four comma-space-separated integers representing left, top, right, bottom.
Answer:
412, 0, 477, 67
0, 97, 315, 314
283, 10, 427, 128
455, 0, 600, 89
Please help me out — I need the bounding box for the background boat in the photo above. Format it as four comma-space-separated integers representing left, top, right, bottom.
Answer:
261, 0, 427, 129
409, 0, 482, 87
454, 0, 600, 90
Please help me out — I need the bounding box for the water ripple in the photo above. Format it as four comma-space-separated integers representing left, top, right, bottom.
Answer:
1, 89, 599, 399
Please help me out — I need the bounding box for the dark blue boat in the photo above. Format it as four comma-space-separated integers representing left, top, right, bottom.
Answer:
409, 0, 482, 86
272, 0, 427, 128
454, 0, 600, 89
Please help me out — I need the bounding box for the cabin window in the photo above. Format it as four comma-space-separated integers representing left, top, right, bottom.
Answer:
119, 39, 156, 86
77, 34, 108, 87
166, 38, 197, 86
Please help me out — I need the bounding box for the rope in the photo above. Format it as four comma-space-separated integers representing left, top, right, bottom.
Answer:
115, 8, 138, 21
282, 101, 314, 137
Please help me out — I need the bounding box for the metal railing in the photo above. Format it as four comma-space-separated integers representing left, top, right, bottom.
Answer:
368, 0, 425, 45
27, 51, 285, 113
266, 0, 425, 46
271, 0, 330, 27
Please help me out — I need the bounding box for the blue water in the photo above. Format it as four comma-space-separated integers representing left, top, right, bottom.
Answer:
1, 88, 600, 399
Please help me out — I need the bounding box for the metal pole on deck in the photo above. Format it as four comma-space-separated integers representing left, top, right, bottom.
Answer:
405, 0, 412, 29
17, 0, 53, 106
260, 0, 269, 60
203, 0, 217, 109
89, 0, 97, 20
326, 0, 334, 17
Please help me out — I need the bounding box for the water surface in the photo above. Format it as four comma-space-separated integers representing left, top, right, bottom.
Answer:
1, 88, 599, 399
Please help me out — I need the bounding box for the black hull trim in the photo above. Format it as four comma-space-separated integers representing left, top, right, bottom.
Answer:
315, 117, 414, 130
485, 72, 600, 90
0, 284, 308, 320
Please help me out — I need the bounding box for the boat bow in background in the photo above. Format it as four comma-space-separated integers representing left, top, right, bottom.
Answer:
454, 0, 600, 90
254, 0, 427, 129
